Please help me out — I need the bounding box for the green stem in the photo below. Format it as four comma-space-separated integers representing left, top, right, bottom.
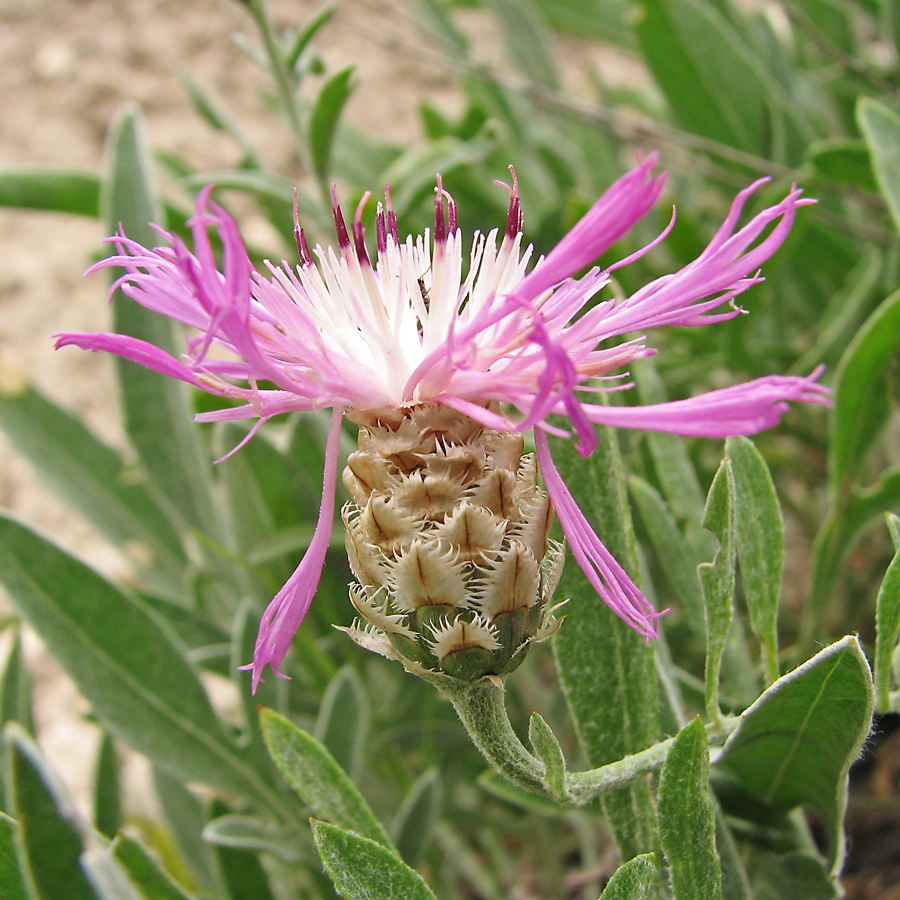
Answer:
248, 0, 307, 159
441, 679, 546, 793
445, 675, 741, 809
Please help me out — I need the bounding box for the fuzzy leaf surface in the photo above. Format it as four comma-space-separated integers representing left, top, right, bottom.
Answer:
715, 637, 873, 872
0, 514, 267, 801
657, 718, 722, 900
725, 436, 782, 682
260, 709, 393, 849
312, 821, 437, 900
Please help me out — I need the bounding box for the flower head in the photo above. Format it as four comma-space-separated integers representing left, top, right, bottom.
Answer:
57, 158, 828, 690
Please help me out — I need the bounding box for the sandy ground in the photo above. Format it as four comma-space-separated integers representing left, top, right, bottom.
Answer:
0, 0, 465, 813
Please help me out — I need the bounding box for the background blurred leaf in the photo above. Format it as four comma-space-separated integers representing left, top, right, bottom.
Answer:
630, 476, 705, 634
488, 0, 559, 91
828, 288, 900, 495
94, 731, 122, 840
314, 666, 368, 781
110, 833, 198, 900
390, 768, 441, 868
634, 0, 812, 162
858, 96, 900, 236
0, 514, 282, 809
309, 66, 355, 190
0, 812, 28, 900
0, 169, 100, 216
0, 379, 186, 587
152, 767, 217, 889
4, 725, 99, 900
209, 800, 276, 900
104, 105, 219, 538
0, 629, 34, 737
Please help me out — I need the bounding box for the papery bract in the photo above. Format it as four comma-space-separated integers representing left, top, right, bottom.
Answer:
57, 159, 829, 690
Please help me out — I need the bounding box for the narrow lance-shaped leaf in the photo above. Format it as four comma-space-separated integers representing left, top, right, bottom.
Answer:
0, 628, 34, 736
632, 358, 704, 524
0, 168, 101, 216
110, 833, 198, 900
390, 769, 441, 868
94, 730, 123, 839
858, 96, 900, 237
528, 713, 568, 802
314, 666, 369, 781
699, 459, 736, 723
630, 475, 704, 634
104, 105, 218, 537
309, 67, 355, 190
0, 377, 186, 586
312, 821, 438, 900
4, 724, 99, 900
286, 5, 335, 72
887, 512, 900, 550
549, 424, 659, 860
657, 717, 722, 900
180, 72, 259, 166
828, 288, 900, 496
715, 637, 874, 873
260, 708, 394, 850
0, 812, 28, 900
725, 436, 782, 685
0, 514, 281, 809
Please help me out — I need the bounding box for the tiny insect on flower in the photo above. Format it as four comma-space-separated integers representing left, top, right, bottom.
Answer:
56, 157, 829, 691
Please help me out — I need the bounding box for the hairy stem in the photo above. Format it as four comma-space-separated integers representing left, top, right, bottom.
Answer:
440, 678, 546, 793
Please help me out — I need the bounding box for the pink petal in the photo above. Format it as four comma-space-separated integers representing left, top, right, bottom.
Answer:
54, 332, 214, 392
515, 156, 666, 301
534, 430, 662, 638
244, 406, 345, 692
575, 370, 830, 438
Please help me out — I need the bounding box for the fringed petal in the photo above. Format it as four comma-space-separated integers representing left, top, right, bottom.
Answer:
574, 369, 830, 438
534, 430, 662, 639
54, 332, 214, 392
515, 155, 665, 301
244, 407, 344, 692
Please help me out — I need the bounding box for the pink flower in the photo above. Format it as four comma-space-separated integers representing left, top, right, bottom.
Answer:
57, 158, 828, 690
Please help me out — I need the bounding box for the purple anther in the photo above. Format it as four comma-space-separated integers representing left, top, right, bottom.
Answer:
331, 184, 351, 250
376, 202, 387, 255
353, 191, 372, 265
506, 166, 522, 237
447, 192, 458, 233
384, 186, 399, 243
292, 190, 313, 265
434, 175, 446, 245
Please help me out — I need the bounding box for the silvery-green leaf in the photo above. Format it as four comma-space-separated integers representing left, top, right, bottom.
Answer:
312, 821, 437, 900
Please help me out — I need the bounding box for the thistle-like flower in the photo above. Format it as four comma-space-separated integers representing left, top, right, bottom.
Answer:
57, 158, 828, 690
